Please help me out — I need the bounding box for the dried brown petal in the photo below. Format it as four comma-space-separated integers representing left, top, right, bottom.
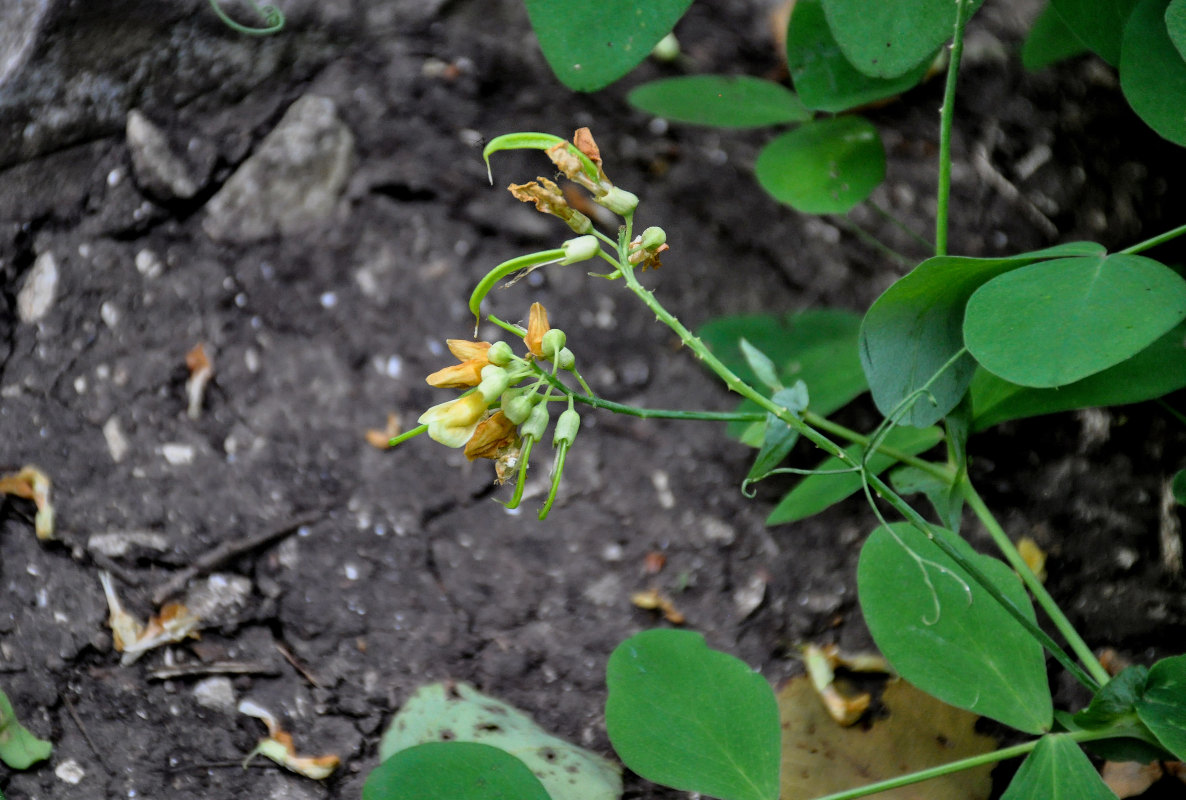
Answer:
464, 411, 518, 461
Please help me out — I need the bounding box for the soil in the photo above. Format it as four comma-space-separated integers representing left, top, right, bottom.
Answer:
2, 1, 1184, 799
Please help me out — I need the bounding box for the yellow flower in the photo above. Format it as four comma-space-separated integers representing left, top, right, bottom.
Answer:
464, 411, 518, 461
426, 340, 493, 388
418, 393, 488, 448
525, 302, 550, 358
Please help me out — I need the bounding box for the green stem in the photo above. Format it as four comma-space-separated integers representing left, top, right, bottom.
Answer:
834, 215, 913, 269
1157, 398, 1186, 428
1120, 221, 1186, 255
810, 729, 1107, 800
867, 198, 933, 253
961, 480, 1111, 687
934, 0, 973, 256
388, 424, 428, 447
208, 0, 285, 35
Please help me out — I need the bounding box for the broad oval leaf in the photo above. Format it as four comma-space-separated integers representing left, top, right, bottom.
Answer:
1051, 0, 1139, 65
524, 0, 693, 91
1134, 654, 1186, 760
970, 322, 1186, 431
964, 253, 1186, 388
860, 242, 1105, 427
858, 523, 1052, 733
755, 116, 884, 214
786, 0, 931, 112
821, 0, 985, 79
1000, 735, 1118, 800
606, 630, 780, 800
628, 76, 810, 128
363, 742, 551, 800
0, 689, 52, 769
766, 425, 942, 525
1120, 0, 1186, 146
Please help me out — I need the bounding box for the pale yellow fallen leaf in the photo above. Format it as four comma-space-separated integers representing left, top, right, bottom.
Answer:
0, 465, 54, 539
1102, 759, 1186, 798
779, 677, 997, 800
1017, 536, 1047, 583
239, 699, 339, 780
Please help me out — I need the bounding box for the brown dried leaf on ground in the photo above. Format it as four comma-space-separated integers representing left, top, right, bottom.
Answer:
365, 413, 403, 449
779, 676, 996, 800
185, 342, 214, 420
1103, 760, 1186, 798
100, 571, 201, 666
0, 465, 54, 539
630, 588, 685, 625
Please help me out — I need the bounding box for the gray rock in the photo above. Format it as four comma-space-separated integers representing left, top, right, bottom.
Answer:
17, 251, 58, 322
126, 109, 199, 200
202, 94, 354, 243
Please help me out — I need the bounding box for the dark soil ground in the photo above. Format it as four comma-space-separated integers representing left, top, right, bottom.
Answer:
2, 1, 1185, 799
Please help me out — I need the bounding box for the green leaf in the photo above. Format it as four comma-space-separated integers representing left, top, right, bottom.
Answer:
969, 322, 1186, 431
1173, 469, 1186, 505
964, 253, 1186, 388
627, 76, 810, 128
889, 465, 963, 532
1169, 0, 1186, 62
1120, 0, 1186, 146
1073, 666, 1149, 729
1135, 654, 1186, 760
745, 383, 810, 490
377, 682, 621, 800
858, 523, 1053, 733
523, 0, 694, 91
606, 630, 780, 800
755, 116, 885, 214
1022, 1, 1091, 71
821, 0, 985, 79
0, 689, 52, 770
739, 339, 782, 391
786, 0, 931, 112
1000, 735, 1117, 800
1051, 0, 1139, 65
859, 242, 1105, 427
363, 742, 551, 800
766, 426, 943, 525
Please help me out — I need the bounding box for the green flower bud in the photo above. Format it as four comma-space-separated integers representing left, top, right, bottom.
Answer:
522, 404, 550, 440
487, 341, 514, 366
560, 235, 600, 265
501, 390, 535, 425
553, 408, 580, 447
596, 186, 639, 216
555, 347, 575, 370
541, 328, 566, 359
477, 365, 511, 402
651, 33, 680, 62
640, 226, 667, 250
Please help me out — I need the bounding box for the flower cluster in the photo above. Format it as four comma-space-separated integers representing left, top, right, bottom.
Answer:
416, 303, 581, 519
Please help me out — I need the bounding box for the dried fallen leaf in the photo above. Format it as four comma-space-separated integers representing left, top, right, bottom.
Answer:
779, 677, 997, 800
642, 551, 666, 574
365, 413, 403, 449
100, 571, 201, 665
630, 588, 685, 625
802, 644, 870, 726
1103, 760, 1186, 798
185, 343, 214, 420
0, 465, 54, 540
239, 699, 340, 780
1017, 536, 1047, 583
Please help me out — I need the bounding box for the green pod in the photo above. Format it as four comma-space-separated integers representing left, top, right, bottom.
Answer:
553, 408, 581, 447
522, 404, 550, 441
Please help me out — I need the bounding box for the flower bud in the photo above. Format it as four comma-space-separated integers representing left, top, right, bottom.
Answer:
555, 347, 576, 370
560, 235, 600, 265
486, 341, 514, 366
596, 186, 639, 216
477, 366, 512, 402
640, 226, 667, 250
553, 408, 581, 447
541, 328, 566, 359
521, 404, 550, 441
501, 390, 535, 425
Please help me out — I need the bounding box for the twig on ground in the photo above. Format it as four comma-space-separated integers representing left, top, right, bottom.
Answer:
151, 511, 322, 604
275, 642, 323, 688
147, 661, 281, 680
64, 694, 114, 775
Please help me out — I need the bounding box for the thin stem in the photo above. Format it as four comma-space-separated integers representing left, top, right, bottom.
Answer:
1157, 398, 1186, 428
803, 411, 951, 484
388, 424, 428, 447
962, 479, 1111, 687
934, 0, 973, 256
1119, 222, 1186, 255
867, 198, 934, 253
208, 0, 285, 35
809, 730, 1107, 800
834, 215, 913, 269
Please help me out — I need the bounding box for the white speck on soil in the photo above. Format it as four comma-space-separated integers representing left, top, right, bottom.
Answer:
17, 251, 58, 323
160, 443, 194, 465
192, 676, 237, 713
651, 469, 675, 510
135, 248, 163, 278
55, 758, 86, 785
